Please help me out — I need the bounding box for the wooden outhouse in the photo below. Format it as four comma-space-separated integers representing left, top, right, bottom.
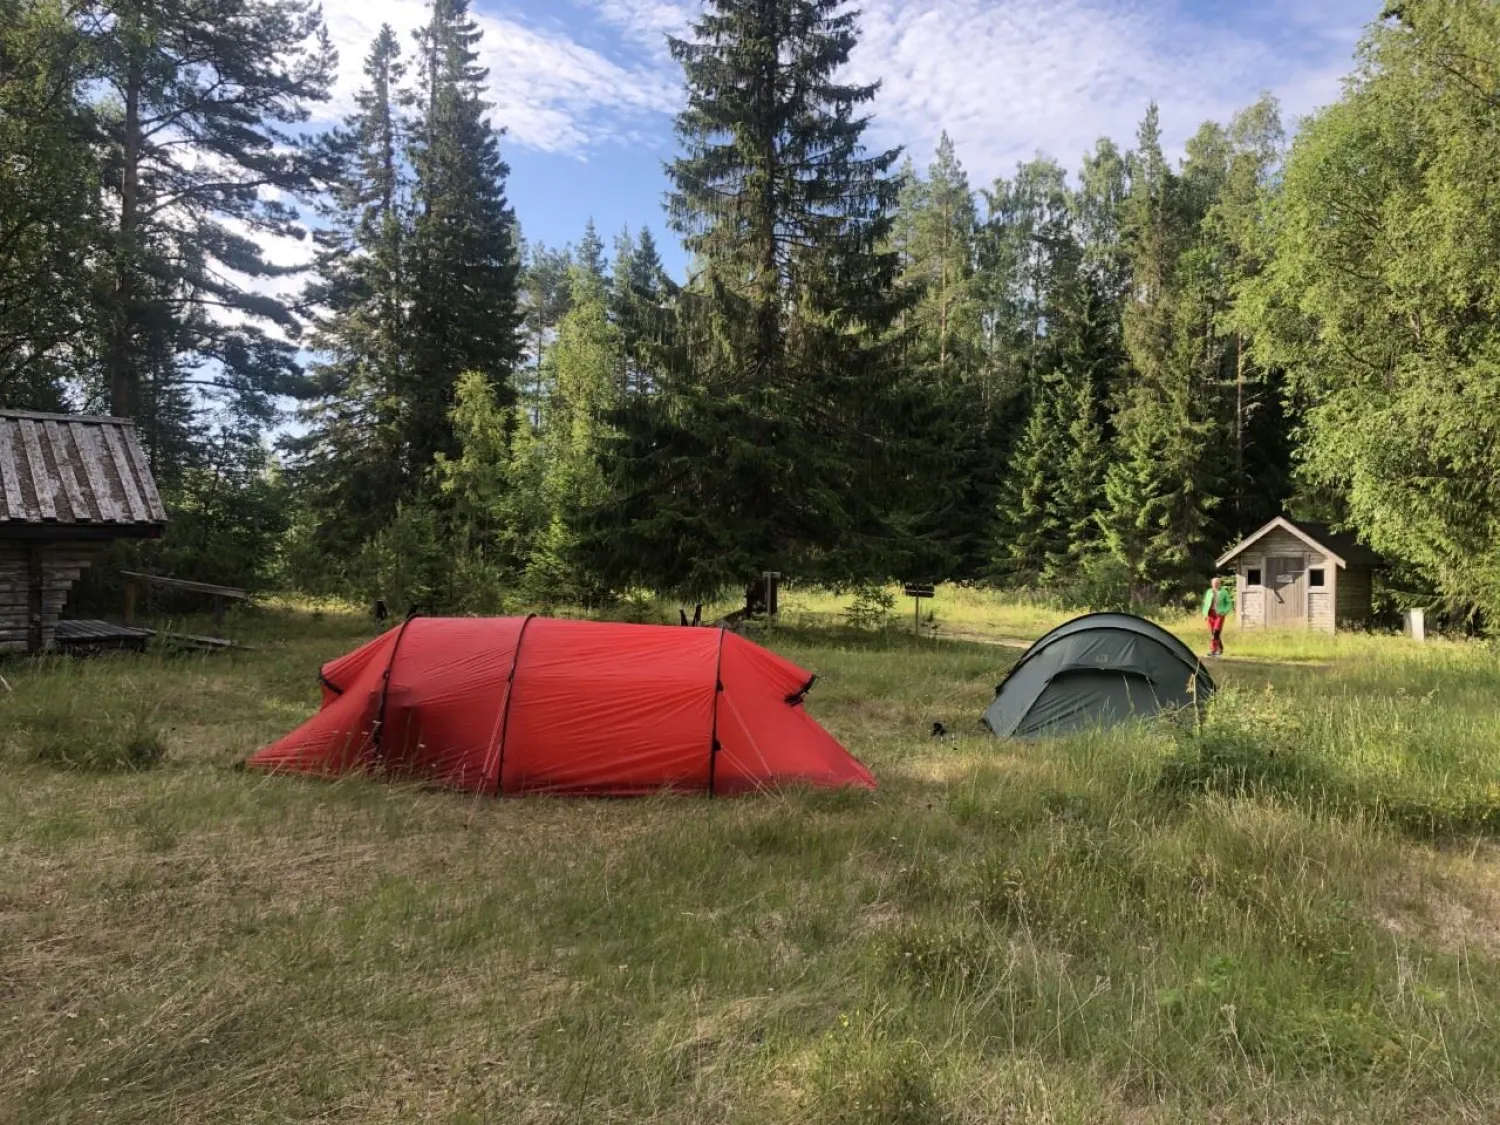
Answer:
1216, 517, 1383, 633
0, 410, 167, 653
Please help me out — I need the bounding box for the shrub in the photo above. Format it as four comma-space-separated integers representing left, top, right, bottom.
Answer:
846, 583, 897, 630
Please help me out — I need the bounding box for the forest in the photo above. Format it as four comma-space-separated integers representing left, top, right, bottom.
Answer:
3, 0, 1499, 622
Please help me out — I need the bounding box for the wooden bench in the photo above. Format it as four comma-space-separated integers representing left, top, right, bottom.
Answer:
121, 571, 248, 640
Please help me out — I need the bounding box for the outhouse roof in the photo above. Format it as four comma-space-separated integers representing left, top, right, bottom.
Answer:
1216, 516, 1384, 570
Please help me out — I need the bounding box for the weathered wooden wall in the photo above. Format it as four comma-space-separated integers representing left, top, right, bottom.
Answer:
1234, 529, 1332, 632
0, 545, 98, 653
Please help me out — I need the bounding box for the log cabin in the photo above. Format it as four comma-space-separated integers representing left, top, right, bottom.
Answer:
0, 410, 166, 653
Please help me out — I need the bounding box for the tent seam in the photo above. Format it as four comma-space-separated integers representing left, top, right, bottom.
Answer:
371, 615, 420, 763
491, 613, 537, 796
707, 626, 726, 798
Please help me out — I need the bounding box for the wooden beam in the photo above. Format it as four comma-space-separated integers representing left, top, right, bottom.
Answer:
26, 544, 42, 654
119, 571, 248, 599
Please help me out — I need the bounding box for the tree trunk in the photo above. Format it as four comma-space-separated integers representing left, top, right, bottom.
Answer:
107, 54, 143, 419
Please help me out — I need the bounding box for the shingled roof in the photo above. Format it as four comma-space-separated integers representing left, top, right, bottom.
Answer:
0, 410, 167, 537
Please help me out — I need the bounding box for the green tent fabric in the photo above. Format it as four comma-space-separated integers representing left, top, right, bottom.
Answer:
982, 613, 1215, 738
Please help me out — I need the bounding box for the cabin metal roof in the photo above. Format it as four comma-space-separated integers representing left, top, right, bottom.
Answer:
0, 410, 167, 533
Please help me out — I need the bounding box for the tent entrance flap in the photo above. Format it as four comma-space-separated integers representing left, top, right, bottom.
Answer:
1018, 669, 1160, 737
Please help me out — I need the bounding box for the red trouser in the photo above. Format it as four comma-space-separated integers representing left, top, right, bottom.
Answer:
1207, 612, 1224, 655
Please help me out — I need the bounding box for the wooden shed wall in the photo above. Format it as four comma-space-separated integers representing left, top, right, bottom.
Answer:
0, 545, 98, 653
1234, 529, 1331, 631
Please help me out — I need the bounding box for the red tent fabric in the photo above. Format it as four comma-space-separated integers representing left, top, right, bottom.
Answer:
247, 616, 876, 796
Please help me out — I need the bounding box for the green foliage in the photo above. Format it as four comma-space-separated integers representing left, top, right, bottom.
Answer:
1244, 2, 1500, 619
358, 497, 455, 614
0, 0, 98, 407
845, 583, 897, 630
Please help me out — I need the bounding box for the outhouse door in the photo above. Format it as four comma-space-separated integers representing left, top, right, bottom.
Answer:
1265, 556, 1306, 627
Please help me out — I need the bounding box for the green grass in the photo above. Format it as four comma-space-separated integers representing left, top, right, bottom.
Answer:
4, 594, 1500, 1122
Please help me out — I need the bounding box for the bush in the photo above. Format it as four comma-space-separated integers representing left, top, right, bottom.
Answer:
845, 583, 897, 630
1056, 551, 1134, 612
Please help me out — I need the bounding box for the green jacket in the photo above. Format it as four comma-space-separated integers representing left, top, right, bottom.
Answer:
1202, 586, 1234, 617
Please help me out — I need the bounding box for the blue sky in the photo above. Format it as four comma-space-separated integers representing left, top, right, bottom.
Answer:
263, 0, 1385, 283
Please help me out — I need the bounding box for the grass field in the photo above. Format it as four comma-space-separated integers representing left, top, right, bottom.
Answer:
5, 591, 1500, 1123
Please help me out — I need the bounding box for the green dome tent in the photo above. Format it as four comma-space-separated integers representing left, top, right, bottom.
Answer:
982, 613, 1215, 738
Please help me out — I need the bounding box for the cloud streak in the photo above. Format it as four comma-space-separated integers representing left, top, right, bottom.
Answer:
848, 0, 1381, 184
319, 0, 680, 155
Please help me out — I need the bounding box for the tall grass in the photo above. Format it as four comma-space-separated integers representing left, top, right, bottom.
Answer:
2, 594, 1499, 1122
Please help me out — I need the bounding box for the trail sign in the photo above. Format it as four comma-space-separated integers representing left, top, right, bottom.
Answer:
902, 583, 935, 635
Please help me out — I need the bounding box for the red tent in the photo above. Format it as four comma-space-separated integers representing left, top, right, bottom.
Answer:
247, 616, 875, 796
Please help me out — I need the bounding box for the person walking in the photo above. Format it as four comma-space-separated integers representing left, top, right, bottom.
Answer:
1201, 576, 1233, 657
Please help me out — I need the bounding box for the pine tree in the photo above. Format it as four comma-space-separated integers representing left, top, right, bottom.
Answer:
519, 239, 573, 422
584, 0, 916, 599
609, 226, 673, 395
405, 0, 523, 481
891, 135, 991, 577
906, 133, 981, 374
88, 0, 334, 464
293, 26, 411, 554
1102, 105, 1221, 594
981, 156, 1079, 402
0, 0, 98, 408
575, 219, 607, 286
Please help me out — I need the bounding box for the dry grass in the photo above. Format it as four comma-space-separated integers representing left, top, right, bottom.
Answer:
3, 596, 1500, 1123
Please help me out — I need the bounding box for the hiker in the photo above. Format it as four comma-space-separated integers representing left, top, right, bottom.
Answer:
1201, 576, 1233, 657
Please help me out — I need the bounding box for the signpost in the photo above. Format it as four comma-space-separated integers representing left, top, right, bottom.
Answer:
902, 582, 934, 636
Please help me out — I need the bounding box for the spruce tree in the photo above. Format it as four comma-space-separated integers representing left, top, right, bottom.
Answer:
891, 135, 991, 577
527, 259, 621, 602
584, 0, 916, 599
575, 219, 607, 286
609, 226, 674, 395
405, 0, 523, 481
293, 26, 411, 554
1102, 105, 1222, 594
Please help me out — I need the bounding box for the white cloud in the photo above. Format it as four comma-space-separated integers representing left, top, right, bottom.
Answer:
320, 0, 681, 154
847, 0, 1382, 186
572, 0, 696, 55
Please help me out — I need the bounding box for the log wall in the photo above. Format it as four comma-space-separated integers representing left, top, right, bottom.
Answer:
0, 544, 99, 653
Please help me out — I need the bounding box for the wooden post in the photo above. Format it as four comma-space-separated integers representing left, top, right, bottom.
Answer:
212, 594, 224, 639
902, 583, 935, 638
124, 577, 136, 625
26, 544, 43, 655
